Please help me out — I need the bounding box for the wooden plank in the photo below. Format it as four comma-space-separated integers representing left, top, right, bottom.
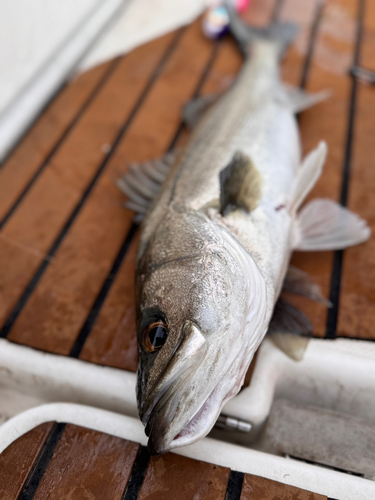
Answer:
0, 32, 175, 331
338, 0, 375, 339
79, 232, 140, 370
240, 473, 326, 500
0, 61, 113, 223
0, 423, 327, 499
8, 20, 213, 355
283, 0, 358, 337
279, 0, 317, 87
242, 0, 277, 25
33, 424, 139, 500
0, 422, 53, 500
138, 452, 231, 500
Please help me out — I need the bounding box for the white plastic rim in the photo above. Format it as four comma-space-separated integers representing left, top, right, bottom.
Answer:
0, 402, 374, 500
0, 338, 137, 421
3, 336, 375, 434
1, 337, 375, 498
225, 336, 375, 437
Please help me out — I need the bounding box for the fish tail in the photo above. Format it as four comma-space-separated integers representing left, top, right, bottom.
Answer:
226, 2, 297, 58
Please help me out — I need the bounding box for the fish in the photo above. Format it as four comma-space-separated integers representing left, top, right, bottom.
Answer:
117, 9, 371, 455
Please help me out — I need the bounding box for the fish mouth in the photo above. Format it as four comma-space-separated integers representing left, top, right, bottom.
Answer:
168, 388, 220, 449
145, 380, 228, 455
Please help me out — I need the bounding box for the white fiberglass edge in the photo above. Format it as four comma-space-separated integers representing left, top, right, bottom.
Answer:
0, 338, 137, 423
224, 336, 375, 439
1, 336, 375, 438
0, 0, 127, 162
78, 0, 209, 73
0, 402, 374, 500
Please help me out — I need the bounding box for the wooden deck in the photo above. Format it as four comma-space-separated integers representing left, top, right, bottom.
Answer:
1, 0, 374, 376
1, 1, 374, 497
0, 422, 326, 500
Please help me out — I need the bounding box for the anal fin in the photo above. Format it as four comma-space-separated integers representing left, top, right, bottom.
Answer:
269, 332, 309, 362
267, 298, 312, 362
283, 265, 331, 306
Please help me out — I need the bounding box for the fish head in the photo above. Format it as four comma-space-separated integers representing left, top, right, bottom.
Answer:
136, 208, 267, 454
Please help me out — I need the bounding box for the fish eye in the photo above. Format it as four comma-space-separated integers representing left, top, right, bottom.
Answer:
142, 321, 169, 353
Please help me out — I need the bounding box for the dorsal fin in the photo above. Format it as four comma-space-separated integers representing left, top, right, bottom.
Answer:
219, 151, 262, 217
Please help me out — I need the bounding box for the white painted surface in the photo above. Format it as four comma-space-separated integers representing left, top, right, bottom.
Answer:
78, 0, 209, 72
1, 0, 98, 117
0, 0, 210, 161
0, 0, 126, 161
0, 402, 374, 500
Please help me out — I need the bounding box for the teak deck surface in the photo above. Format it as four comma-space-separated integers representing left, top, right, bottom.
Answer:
0, 422, 327, 500
0, 0, 374, 373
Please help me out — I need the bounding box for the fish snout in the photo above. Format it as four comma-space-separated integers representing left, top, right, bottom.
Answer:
140, 321, 208, 454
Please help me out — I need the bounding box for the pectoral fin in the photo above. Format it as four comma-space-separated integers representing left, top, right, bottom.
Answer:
267, 298, 312, 361
220, 151, 262, 216
288, 141, 327, 215
294, 199, 371, 251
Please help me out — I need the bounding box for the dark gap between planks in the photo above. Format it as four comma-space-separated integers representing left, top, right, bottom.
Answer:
18, 423, 66, 500
325, 0, 365, 339
225, 470, 245, 500
299, 0, 324, 89
122, 446, 151, 500
0, 57, 122, 230
0, 28, 186, 339
272, 0, 284, 24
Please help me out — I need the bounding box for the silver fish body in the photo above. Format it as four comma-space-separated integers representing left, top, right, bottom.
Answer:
136, 39, 297, 453
128, 22, 370, 454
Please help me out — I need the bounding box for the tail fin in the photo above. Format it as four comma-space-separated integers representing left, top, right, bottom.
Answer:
226, 2, 297, 57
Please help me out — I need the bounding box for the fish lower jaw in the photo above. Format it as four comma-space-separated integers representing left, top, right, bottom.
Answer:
162, 388, 222, 453
171, 402, 208, 446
